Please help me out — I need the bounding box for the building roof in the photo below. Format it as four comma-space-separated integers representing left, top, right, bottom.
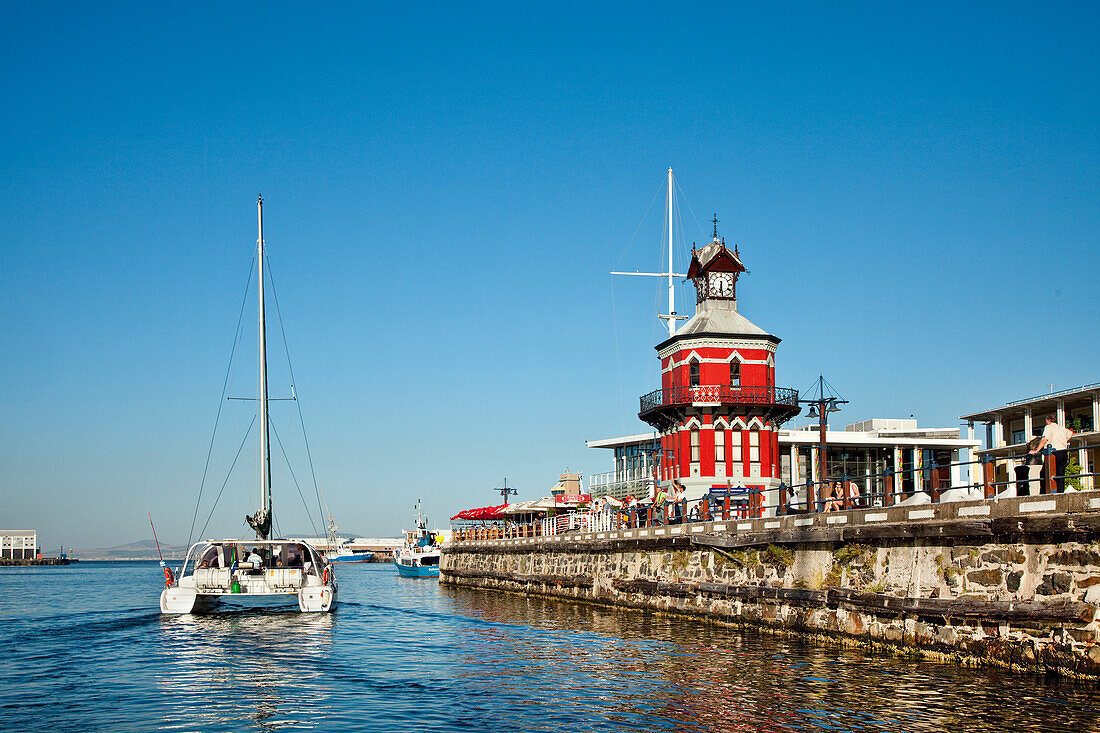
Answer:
586, 432, 658, 449
588, 422, 979, 450
686, 239, 746, 278
674, 298, 770, 338
959, 381, 1100, 422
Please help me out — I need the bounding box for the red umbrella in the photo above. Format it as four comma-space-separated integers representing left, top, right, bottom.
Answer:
451, 503, 510, 521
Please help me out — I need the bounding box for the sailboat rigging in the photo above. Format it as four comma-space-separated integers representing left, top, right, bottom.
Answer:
160, 197, 338, 614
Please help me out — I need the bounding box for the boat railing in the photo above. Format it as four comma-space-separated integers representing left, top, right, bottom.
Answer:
171, 539, 330, 587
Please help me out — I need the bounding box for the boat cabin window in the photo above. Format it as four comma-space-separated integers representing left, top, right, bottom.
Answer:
197, 545, 222, 569
421, 555, 439, 566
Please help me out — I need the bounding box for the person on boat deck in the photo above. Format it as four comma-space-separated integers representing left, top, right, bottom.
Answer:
246, 548, 263, 567
198, 546, 219, 568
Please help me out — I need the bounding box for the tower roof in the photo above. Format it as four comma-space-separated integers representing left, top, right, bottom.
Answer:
686, 238, 746, 279
674, 299, 771, 338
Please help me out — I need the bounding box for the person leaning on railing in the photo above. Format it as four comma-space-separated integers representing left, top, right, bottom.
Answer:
1031, 416, 1073, 493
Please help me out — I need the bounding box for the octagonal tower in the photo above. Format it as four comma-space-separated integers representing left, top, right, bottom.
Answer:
638, 231, 799, 513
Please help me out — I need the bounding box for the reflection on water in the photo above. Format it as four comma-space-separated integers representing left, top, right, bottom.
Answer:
0, 562, 1096, 732
157, 609, 335, 730
440, 587, 1098, 733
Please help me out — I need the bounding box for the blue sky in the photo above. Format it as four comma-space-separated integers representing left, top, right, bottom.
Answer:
2, 3, 1097, 549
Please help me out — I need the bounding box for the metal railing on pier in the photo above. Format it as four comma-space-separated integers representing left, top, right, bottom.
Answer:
449, 442, 1100, 543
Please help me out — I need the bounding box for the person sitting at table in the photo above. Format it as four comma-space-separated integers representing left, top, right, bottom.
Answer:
844, 480, 862, 509
822, 482, 844, 512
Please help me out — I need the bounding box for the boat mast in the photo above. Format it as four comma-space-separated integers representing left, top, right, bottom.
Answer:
666, 168, 676, 335
257, 195, 272, 539
609, 167, 686, 336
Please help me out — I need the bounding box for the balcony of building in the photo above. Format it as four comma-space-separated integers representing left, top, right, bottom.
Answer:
638, 385, 800, 428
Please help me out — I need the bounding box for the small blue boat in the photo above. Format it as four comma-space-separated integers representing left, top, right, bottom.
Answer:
394, 501, 441, 578
328, 549, 374, 563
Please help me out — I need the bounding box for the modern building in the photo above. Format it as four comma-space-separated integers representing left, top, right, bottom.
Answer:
960, 382, 1099, 490
588, 419, 979, 505
1, 530, 38, 560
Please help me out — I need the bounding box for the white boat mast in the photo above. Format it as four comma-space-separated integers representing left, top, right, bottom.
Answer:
666, 168, 675, 334
610, 167, 687, 336
257, 195, 272, 539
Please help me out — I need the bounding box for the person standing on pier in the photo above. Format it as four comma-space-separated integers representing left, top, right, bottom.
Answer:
670, 481, 685, 524
652, 484, 668, 526
1031, 416, 1073, 492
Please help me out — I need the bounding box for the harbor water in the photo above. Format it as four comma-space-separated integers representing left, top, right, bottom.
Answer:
1, 562, 1096, 732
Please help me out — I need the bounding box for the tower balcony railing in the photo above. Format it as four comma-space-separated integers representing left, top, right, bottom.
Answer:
639, 385, 799, 415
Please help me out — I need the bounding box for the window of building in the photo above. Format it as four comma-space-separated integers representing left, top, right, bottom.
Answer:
691, 429, 700, 463
730, 359, 740, 387
690, 359, 700, 387
749, 431, 760, 462
715, 426, 725, 463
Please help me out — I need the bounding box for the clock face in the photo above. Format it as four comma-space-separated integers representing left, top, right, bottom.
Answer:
709, 272, 734, 297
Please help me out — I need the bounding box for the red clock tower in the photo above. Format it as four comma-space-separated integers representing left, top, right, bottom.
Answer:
638, 229, 800, 514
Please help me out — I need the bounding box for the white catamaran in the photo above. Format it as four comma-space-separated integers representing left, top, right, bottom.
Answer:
160, 197, 337, 614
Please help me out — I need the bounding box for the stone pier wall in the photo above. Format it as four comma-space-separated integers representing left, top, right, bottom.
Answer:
441, 492, 1100, 678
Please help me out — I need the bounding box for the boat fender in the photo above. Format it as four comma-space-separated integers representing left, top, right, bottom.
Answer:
163, 566, 175, 588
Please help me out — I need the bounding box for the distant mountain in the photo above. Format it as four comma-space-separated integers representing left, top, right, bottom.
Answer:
69, 532, 368, 561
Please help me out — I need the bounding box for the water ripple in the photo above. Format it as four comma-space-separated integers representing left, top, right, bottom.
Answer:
1, 562, 1097, 731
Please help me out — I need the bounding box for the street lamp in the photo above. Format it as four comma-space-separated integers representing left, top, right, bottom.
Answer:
495, 478, 518, 503
798, 376, 847, 511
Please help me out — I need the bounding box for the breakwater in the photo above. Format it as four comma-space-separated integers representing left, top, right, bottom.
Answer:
442, 491, 1100, 678
0, 557, 72, 566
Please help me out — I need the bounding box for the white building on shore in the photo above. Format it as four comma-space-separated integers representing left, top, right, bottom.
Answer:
588, 418, 980, 502
1, 530, 38, 560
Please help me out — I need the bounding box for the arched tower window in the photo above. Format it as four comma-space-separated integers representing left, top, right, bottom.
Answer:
730, 359, 741, 387
689, 358, 700, 387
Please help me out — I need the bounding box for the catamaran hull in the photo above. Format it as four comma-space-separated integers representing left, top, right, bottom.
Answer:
298, 584, 336, 612
160, 586, 337, 614
160, 587, 221, 614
